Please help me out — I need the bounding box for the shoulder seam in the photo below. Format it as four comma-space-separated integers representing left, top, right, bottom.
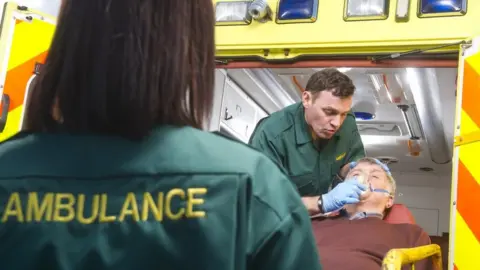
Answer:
252, 194, 282, 220
250, 203, 306, 256
211, 131, 289, 175
262, 114, 295, 141
272, 124, 293, 141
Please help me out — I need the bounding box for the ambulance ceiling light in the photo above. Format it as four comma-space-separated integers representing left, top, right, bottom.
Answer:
277, 0, 318, 23
354, 112, 375, 120
337, 67, 352, 73
344, 0, 388, 21
419, 0, 467, 15
313, 67, 351, 73
352, 100, 377, 120
215, 1, 252, 26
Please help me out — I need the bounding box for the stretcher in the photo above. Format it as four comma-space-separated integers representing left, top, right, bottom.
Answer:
381, 204, 442, 269
311, 204, 442, 270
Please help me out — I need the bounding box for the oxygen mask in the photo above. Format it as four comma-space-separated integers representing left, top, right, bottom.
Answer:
355, 171, 369, 186
355, 171, 391, 200
355, 171, 372, 200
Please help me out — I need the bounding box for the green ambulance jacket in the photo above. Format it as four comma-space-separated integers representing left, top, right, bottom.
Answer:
0, 126, 321, 270
249, 102, 365, 196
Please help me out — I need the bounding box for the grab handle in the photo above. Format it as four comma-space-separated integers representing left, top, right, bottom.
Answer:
0, 93, 11, 132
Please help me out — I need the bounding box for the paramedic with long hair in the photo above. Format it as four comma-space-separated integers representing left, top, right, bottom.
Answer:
0, 1, 321, 269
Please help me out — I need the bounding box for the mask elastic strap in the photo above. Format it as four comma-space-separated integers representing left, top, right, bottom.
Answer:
371, 188, 391, 195
371, 158, 392, 175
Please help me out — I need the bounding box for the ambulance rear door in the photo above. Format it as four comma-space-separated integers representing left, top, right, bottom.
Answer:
450, 37, 480, 270
0, 2, 55, 142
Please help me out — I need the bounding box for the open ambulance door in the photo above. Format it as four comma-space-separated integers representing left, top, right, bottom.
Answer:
450, 37, 480, 270
0, 2, 55, 142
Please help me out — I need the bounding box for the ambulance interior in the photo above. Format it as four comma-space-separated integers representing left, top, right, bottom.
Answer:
212, 67, 455, 265
2, 0, 455, 267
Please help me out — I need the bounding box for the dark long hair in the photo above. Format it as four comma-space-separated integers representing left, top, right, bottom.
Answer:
25, 0, 215, 140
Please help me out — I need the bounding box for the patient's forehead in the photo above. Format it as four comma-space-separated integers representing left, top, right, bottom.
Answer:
349, 162, 385, 176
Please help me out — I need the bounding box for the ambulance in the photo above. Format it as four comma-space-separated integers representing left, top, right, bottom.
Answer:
211, 0, 480, 269
0, 0, 478, 269
0, 0, 57, 141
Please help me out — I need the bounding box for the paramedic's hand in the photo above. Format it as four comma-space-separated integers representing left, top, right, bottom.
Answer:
339, 161, 357, 178
321, 177, 367, 213
301, 196, 321, 215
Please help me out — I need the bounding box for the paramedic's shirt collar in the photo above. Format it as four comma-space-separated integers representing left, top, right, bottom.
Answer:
294, 103, 340, 145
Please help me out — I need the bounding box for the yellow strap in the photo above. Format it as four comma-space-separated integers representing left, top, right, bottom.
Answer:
454, 129, 480, 146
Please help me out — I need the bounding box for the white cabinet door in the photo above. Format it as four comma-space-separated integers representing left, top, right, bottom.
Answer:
221, 78, 256, 141
208, 70, 227, 131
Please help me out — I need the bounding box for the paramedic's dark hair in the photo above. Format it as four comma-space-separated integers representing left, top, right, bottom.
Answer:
25, 0, 215, 140
306, 68, 355, 98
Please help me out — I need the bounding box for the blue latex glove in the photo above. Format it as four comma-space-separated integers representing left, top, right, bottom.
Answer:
339, 161, 357, 178
321, 177, 367, 213
348, 161, 357, 170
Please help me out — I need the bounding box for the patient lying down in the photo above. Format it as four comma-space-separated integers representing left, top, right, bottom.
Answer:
313, 157, 433, 270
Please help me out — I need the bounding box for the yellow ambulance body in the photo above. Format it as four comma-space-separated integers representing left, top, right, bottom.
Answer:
0, 2, 56, 141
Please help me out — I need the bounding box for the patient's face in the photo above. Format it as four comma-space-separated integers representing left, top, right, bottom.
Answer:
345, 161, 393, 213
348, 162, 390, 192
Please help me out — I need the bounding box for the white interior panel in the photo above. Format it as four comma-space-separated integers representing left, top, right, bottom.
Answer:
408, 208, 440, 236
220, 77, 266, 142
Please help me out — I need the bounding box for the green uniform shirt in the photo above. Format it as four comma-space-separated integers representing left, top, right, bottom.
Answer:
0, 126, 321, 270
249, 102, 365, 197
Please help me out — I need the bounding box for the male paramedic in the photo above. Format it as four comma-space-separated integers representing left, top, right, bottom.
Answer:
312, 157, 433, 270
249, 68, 366, 215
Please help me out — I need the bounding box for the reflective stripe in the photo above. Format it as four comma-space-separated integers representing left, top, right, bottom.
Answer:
0, 18, 55, 142
453, 42, 480, 270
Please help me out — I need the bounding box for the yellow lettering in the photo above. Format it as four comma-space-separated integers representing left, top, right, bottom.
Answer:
26, 192, 53, 222
77, 194, 100, 224
119, 193, 140, 221
1, 192, 24, 222
186, 188, 207, 218
2, 189, 207, 223
141, 192, 164, 221
99, 194, 116, 222
165, 189, 185, 220
53, 193, 75, 222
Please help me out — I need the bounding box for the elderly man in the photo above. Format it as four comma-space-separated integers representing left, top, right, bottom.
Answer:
312, 157, 433, 270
